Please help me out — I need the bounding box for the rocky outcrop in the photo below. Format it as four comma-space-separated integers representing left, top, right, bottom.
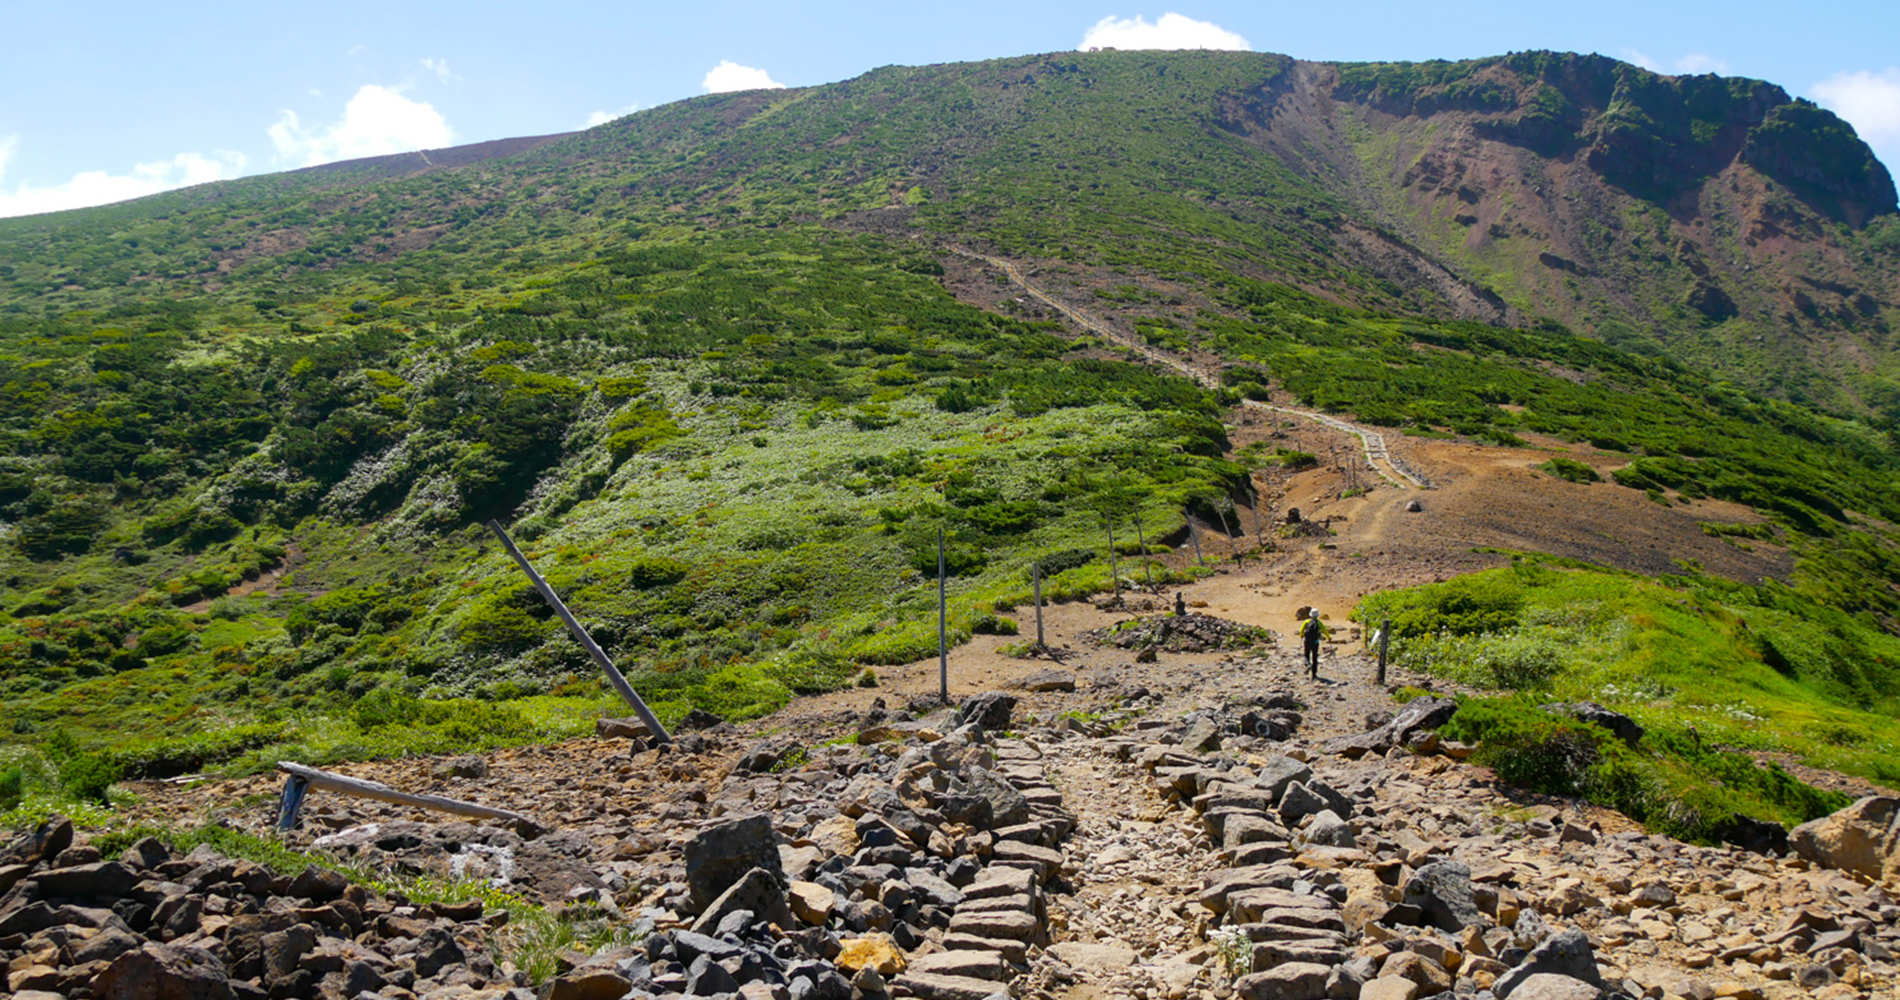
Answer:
1790, 796, 1900, 884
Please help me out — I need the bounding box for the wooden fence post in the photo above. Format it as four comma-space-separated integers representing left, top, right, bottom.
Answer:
1106, 519, 1121, 599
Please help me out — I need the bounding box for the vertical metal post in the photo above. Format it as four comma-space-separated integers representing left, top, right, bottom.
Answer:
1186, 508, 1205, 569
1378, 617, 1391, 686
1032, 563, 1045, 648
1133, 511, 1153, 590
276, 774, 309, 831
938, 528, 949, 706
1106, 519, 1121, 598
488, 520, 671, 744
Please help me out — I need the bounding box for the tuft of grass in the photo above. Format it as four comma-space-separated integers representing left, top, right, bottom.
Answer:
1537, 457, 1601, 483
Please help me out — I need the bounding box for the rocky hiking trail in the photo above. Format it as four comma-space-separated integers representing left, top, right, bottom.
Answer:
945, 248, 1428, 491
0, 254, 1878, 1000
8, 583, 1900, 1000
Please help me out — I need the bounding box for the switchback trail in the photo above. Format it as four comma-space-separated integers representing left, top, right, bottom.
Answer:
950, 247, 1431, 490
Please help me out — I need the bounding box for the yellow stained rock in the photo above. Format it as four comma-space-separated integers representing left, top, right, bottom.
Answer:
835, 934, 906, 976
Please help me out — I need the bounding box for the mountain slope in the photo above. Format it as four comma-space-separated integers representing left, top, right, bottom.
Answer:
0, 49, 1897, 792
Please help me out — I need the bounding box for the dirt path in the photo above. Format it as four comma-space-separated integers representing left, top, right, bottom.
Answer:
948, 247, 1429, 490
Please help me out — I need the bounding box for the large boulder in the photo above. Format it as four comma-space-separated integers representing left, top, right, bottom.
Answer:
684, 814, 786, 912
1542, 701, 1644, 747
1234, 961, 1331, 1000
1492, 929, 1602, 998
1789, 796, 1900, 883
1322, 697, 1457, 758
1401, 861, 1484, 932
689, 865, 794, 934
1390, 696, 1459, 742
90, 942, 235, 1000
1255, 756, 1312, 804
957, 692, 1017, 732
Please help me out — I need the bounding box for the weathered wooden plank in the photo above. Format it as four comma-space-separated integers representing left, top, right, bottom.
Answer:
277, 761, 540, 826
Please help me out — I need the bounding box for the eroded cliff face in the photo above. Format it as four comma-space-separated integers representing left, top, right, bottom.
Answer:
1194, 52, 1900, 402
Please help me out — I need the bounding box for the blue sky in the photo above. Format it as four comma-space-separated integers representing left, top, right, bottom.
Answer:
1, 1, 1897, 217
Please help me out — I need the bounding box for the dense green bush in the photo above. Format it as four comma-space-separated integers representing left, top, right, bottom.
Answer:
59, 753, 121, 804
1539, 457, 1601, 483
0, 766, 22, 811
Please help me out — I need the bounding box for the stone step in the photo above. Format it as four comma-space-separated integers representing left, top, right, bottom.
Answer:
1224, 843, 1294, 868
1199, 865, 1303, 915
892, 971, 1010, 1000
906, 950, 1011, 981
1250, 939, 1348, 970
990, 840, 1064, 869
957, 893, 1036, 915
961, 867, 1035, 900
1018, 787, 1064, 807
992, 823, 1045, 845
941, 933, 1028, 965
948, 907, 1039, 942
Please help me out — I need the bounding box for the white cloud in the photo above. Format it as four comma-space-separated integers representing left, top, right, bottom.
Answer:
1674, 53, 1730, 75
420, 57, 455, 83
701, 61, 785, 93
269, 84, 455, 167
1078, 13, 1249, 52
1621, 49, 1730, 76
584, 104, 641, 128
0, 136, 245, 219
1813, 69, 1900, 170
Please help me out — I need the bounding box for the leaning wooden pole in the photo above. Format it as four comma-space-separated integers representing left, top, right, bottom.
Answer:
487, 520, 671, 744
276, 762, 539, 830
1185, 508, 1205, 569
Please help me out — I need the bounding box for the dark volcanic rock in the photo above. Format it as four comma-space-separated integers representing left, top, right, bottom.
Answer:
1402, 860, 1485, 932
684, 813, 786, 912
91, 942, 236, 1000
957, 691, 1017, 731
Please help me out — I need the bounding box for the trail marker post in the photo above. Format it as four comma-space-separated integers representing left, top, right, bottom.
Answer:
1378, 617, 1391, 685
1106, 519, 1121, 599
488, 520, 670, 744
938, 527, 949, 706
1032, 563, 1046, 649
1133, 511, 1154, 589
1185, 508, 1205, 568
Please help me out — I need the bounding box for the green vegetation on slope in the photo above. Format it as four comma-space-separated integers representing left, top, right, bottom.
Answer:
0, 49, 1895, 813
1356, 559, 1899, 840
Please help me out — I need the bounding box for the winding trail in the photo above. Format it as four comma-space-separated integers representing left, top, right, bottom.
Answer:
951, 247, 1431, 489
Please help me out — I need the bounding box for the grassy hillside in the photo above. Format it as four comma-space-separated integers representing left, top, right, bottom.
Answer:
0, 49, 1897, 819
1355, 558, 1900, 839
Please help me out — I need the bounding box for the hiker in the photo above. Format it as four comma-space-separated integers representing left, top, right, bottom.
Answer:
1300, 609, 1325, 678
1173, 591, 1187, 617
